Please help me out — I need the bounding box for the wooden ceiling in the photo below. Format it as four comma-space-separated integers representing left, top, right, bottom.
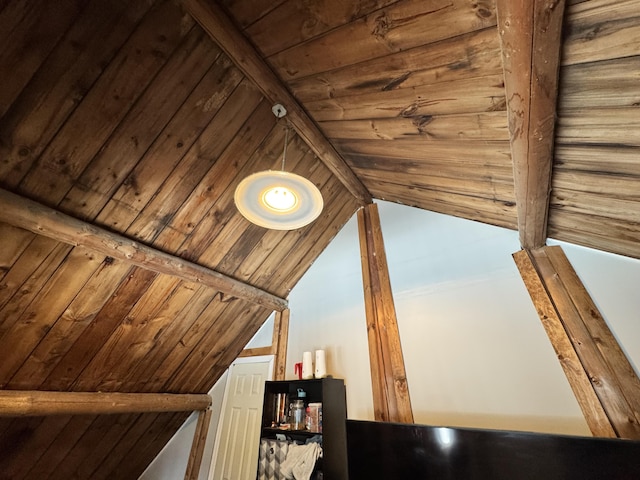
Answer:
0, 0, 638, 478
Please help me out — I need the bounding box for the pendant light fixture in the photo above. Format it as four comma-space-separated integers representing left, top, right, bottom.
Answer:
234, 104, 324, 230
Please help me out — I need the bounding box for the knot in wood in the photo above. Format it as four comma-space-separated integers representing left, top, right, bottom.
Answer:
372, 14, 391, 39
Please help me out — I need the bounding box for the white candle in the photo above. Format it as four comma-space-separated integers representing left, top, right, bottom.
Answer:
315, 350, 327, 378
302, 351, 314, 379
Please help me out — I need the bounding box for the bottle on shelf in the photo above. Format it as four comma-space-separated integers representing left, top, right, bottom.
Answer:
290, 399, 306, 430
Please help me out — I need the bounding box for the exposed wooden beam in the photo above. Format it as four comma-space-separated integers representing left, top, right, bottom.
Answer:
0, 390, 211, 417
358, 203, 413, 423
497, 0, 565, 248
183, 0, 372, 206
238, 346, 274, 358
184, 408, 212, 480
0, 188, 287, 311
514, 246, 640, 439
272, 309, 290, 381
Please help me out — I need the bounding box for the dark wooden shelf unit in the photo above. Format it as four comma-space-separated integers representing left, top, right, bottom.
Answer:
259, 378, 348, 480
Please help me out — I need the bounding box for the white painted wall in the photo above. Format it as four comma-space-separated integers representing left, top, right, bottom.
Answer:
140, 200, 640, 478
139, 370, 228, 480
285, 201, 640, 435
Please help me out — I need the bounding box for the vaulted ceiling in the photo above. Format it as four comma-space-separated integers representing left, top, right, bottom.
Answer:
0, 0, 638, 478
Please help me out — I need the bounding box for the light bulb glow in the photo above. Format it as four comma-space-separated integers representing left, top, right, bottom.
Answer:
234, 170, 323, 230
262, 186, 298, 212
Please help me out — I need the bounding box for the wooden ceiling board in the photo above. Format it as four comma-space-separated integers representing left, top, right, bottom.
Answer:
264, 0, 496, 82
243, 0, 401, 58
51, 413, 142, 480
93, 63, 249, 233
319, 112, 510, 142
555, 144, 640, 177
548, 210, 640, 258
17, 0, 195, 207
41, 267, 160, 392
356, 167, 514, 199
0, 245, 98, 387
232, 0, 511, 235
337, 138, 512, 163
0, 0, 154, 188
5, 258, 133, 390
0, 415, 74, 479
1, 0, 640, 477
120, 79, 264, 244
561, 0, 640, 66
365, 182, 518, 231
548, 0, 640, 259
73, 274, 195, 391
0, 0, 88, 119
0, 234, 60, 315
305, 73, 507, 121
146, 99, 277, 256
59, 28, 223, 220
21, 414, 98, 479
218, 0, 287, 29
287, 27, 503, 103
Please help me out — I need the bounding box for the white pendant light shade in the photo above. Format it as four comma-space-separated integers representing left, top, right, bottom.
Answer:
234, 170, 323, 230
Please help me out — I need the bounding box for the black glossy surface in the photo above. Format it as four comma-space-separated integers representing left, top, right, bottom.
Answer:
346, 420, 640, 479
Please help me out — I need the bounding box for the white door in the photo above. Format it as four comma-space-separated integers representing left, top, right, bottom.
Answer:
210, 358, 272, 480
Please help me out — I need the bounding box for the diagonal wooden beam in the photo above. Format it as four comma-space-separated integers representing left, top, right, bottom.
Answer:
497, 0, 566, 249
0, 188, 287, 311
183, 0, 372, 206
514, 246, 640, 439
0, 390, 211, 416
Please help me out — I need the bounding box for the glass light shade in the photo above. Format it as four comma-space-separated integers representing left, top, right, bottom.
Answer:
234, 170, 323, 230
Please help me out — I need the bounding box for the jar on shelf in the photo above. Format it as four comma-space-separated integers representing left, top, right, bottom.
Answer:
289, 399, 306, 430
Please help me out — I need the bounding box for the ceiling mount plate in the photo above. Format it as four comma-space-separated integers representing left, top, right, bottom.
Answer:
272, 103, 287, 118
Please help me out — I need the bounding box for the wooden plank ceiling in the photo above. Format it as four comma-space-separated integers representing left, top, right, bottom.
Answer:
0, 0, 638, 478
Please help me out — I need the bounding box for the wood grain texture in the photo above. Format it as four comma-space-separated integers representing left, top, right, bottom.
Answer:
512, 249, 616, 438
272, 309, 290, 381
18, 0, 194, 206
243, 0, 399, 57
60, 27, 222, 220
562, 0, 640, 66
0, 0, 86, 118
306, 74, 507, 121
497, 0, 565, 249
0, 391, 211, 417
0, 188, 287, 311
320, 112, 509, 142
0, 0, 639, 476
268, 0, 496, 81
184, 408, 212, 480
184, 0, 372, 205
0, 0, 154, 188
358, 203, 413, 423
548, 210, 640, 259
514, 246, 640, 438
289, 27, 503, 103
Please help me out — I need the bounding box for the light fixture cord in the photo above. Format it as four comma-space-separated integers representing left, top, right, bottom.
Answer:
281, 125, 289, 172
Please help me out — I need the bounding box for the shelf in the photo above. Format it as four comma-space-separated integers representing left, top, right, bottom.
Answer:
262, 427, 322, 438
257, 377, 348, 479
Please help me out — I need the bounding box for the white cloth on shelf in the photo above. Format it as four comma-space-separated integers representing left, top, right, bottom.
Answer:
279, 442, 322, 480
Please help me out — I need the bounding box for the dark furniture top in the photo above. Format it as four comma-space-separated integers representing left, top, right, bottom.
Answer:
346, 419, 640, 480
